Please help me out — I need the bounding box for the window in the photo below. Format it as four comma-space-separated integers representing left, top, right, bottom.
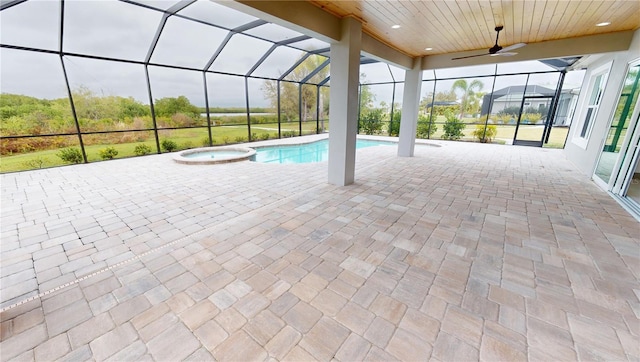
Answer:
575, 63, 610, 145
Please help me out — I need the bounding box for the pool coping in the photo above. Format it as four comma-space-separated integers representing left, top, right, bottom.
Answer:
173, 146, 257, 165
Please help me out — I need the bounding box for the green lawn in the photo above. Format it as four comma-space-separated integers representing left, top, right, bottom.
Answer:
1, 121, 567, 173
0, 122, 325, 173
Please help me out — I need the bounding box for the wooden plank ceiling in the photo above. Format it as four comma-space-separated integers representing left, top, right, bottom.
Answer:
306, 1, 640, 58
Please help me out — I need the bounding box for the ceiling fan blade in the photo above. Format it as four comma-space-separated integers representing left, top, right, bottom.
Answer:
490, 52, 518, 57
498, 43, 526, 52
451, 53, 489, 60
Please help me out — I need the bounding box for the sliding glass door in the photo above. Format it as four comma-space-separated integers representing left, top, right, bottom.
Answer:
594, 59, 640, 216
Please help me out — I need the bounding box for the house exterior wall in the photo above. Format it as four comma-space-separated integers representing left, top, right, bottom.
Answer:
563, 29, 640, 176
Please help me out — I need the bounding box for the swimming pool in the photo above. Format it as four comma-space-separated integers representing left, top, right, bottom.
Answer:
252, 138, 394, 164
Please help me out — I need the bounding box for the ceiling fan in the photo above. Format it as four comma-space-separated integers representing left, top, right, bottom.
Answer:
452, 26, 526, 60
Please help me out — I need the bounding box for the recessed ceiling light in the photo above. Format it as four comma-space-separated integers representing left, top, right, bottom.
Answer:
425, 47, 433, 51
596, 22, 611, 27
391, 25, 401, 29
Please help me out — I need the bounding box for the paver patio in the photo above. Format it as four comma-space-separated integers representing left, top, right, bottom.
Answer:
1, 136, 639, 361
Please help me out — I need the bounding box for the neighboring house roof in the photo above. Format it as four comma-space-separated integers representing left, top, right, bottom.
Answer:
480, 85, 557, 115
490, 85, 556, 97
423, 101, 458, 108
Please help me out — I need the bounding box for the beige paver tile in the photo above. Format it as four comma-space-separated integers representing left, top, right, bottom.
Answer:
289, 282, 319, 302
310, 288, 347, 316
105, 340, 148, 361
224, 279, 253, 298
11, 307, 44, 335
215, 307, 247, 334
243, 309, 285, 345
109, 294, 151, 325
42, 286, 84, 314
180, 299, 220, 331
246, 270, 278, 293
137, 312, 179, 343
235, 291, 270, 318
432, 332, 478, 361
33, 333, 70, 361
336, 302, 376, 335
1, 320, 12, 340
212, 330, 268, 361
68, 312, 115, 349
568, 313, 626, 361
498, 305, 526, 335
386, 327, 432, 360
335, 332, 371, 361
440, 306, 483, 348
299, 316, 350, 360
488, 284, 525, 311
351, 285, 378, 309
461, 291, 499, 321
363, 316, 395, 348
184, 347, 215, 361
282, 345, 315, 361
398, 308, 440, 343
368, 294, 407, 324
44, 298, 93, 337
90, 322, 139, 361
263, 280, 291, 300
527, 316, 576, 360
147, 322, 201, 361
194, 319, 228, 351
166, 292, 195, 314
0, 324, 48, 361
525, 298, 568, 328
130, 303, 170, 331
265, 325, 302, 360
59, 344, 92, 362
184, 282, 214, 302
364, 345, 396, 361
269, 292, 299, 317
282, 301, 322, 333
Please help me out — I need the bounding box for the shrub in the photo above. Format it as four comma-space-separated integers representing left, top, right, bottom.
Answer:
282, 131, 297, 138
497, 106, 520, 116
182, 141, 193, 149
134, 144, 152, 156
260, 133, 270, 140
388, 110, 401, 136
359, 108, 385, 135
99, 146, 119, 160
161, 139, 178, 152
222, 136, 231, 144
416, 114, 437, 139
234, 136, 247, 143
23, 157, 47, 169
521, 113, 542, 124
201, 137, 211, 147
472, 124, 497, 143
57, 147, 83, 164
441, 113, 465, 140
251, 133, 257, 141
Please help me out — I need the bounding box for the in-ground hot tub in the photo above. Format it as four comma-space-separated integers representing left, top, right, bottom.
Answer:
173, 146, 256, 165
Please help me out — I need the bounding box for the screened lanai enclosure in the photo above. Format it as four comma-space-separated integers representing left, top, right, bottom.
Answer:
1, 0, 584, 173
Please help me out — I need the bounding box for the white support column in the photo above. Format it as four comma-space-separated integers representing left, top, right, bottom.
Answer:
328, 17, 362, 186
398, 59, 423, 157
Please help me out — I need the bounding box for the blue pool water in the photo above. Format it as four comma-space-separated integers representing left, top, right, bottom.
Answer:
252, 139, 393, 164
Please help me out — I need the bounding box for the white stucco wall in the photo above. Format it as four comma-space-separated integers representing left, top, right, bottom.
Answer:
563, 29, 640, 176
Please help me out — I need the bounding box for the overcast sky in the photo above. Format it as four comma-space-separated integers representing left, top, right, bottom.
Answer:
1, 0, 583, 109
